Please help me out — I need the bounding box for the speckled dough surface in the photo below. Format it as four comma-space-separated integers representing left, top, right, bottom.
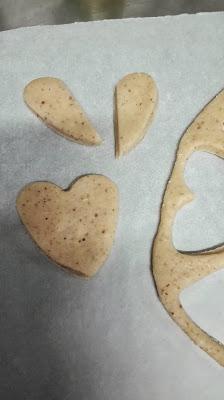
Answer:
16, 175, 118, 277
152, 89, 224, 366
115, 73, 157, 157
24, 77, 102, 145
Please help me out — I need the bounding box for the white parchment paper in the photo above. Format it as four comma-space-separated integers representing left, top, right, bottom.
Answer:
1, 13, 224, 400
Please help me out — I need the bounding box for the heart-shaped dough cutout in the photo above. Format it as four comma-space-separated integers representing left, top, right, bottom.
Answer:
115, 73, 158, 157
16, 175, 118, 277
24, 77, 102, 146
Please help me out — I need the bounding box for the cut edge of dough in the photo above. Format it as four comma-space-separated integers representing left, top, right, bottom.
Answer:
114, 86, 120, 159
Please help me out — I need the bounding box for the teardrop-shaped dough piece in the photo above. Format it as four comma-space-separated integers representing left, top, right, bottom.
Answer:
115, 73, 158, 157
24, 77, 102, 146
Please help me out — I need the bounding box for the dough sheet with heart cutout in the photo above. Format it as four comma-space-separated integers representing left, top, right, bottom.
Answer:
16, 175, 119, 277
152, 89, 224, 366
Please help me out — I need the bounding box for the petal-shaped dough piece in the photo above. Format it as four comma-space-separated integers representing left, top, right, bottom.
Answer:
24, 77, 102, 146
115, 73, 158, 157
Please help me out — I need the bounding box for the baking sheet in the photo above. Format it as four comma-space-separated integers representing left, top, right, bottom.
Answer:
180, 269, 224, 345
1, 13, 224, 400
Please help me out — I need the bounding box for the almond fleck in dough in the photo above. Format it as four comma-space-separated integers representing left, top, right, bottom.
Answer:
16, 175, 118, 277
23, 77, 102, 146
115, 73, 158, 157
152, 89, 224, 366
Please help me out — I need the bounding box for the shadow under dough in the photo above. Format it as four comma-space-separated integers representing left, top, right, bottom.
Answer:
0, 215, 100, 400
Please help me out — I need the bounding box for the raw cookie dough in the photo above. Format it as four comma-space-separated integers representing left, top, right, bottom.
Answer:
17, 175, 118, 277
115, 73, 158, 157
152, 89, 224, 366
24, 77, 102, 146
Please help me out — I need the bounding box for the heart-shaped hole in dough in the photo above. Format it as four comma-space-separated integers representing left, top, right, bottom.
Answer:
173, 151, 224, 253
